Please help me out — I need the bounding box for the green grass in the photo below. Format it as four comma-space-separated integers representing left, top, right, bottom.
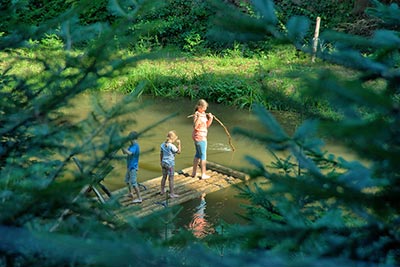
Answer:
97, 45, 338, 115
1, 42, 354, 118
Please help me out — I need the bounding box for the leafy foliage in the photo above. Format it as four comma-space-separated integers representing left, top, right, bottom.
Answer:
275, 0, 354, 31
131, 0, 214, 52
2, 0, 400, 266
0, 0, 365, 53
207, 0, 400, 265
0, 0, 191, 266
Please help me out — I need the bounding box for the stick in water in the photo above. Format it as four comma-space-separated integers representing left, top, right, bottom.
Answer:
187, 114, 236, 152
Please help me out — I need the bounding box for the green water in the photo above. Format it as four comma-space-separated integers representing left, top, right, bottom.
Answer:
71, 92, 359, 231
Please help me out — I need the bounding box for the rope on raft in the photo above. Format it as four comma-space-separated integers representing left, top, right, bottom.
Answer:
187, 114, 236, 152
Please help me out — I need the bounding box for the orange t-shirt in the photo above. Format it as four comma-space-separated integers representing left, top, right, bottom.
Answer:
192, 112, 208, 142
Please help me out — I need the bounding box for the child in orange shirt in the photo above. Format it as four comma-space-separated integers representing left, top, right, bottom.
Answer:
191, 99, 213, 179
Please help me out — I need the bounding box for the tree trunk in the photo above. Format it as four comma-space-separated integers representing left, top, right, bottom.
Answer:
352, 0, 370, 15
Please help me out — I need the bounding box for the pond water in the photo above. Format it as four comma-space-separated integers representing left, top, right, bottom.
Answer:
71, 93, 360, 234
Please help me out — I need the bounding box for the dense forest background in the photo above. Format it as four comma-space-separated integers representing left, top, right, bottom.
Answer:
1, 0, 400, 266
2, 0, 396, 48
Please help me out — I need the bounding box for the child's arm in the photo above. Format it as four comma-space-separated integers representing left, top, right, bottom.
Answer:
193, 111, 201, 125
206, 112, 213, 127
176, 139, 181, 154
122, 148, 131, 155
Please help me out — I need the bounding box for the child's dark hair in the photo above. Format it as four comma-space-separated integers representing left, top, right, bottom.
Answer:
129, 131, 139, 140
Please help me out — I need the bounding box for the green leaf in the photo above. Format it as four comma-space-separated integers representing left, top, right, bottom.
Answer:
292, 119, 318, 141
252, 104, 289, 142
252, 0, 277, 25
286, 16, 310, 45
371, 30, 400, 48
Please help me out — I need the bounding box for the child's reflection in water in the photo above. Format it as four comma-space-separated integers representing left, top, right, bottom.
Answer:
188, 193, 214, 238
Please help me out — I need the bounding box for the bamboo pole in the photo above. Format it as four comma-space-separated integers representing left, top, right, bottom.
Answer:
187, 114, 236, 151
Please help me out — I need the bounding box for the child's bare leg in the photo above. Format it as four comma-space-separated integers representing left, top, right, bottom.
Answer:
132, 185, 142, 203
160, 174, 167, 194
192, 157, 200, 177
201, 160, 206, 175
126, 184, 134, 198
200, 160, 210, 179
168, 175, 174, 194
168, 170, 179, 197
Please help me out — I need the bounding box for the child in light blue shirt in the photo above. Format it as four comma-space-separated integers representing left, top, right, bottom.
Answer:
160, 130, 181, 198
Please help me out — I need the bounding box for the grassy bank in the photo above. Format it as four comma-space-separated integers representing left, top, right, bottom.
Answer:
99, 44, 340, 117
1, 41, 348, 119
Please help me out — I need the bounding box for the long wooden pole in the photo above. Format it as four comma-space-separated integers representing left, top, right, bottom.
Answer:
187, 114, 236, 152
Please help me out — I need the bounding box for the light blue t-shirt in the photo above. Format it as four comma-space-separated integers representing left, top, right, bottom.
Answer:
160, 142, 178, 167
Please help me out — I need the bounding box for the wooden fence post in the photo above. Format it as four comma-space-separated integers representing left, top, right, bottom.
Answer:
312, 16, 321, 63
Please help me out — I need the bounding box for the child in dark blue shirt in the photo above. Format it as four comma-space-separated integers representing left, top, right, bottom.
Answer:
122, 131, 142, 204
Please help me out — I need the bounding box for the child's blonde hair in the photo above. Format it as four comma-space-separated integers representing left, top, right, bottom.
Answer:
165, 130, 178, 145
194, 99, 208, 112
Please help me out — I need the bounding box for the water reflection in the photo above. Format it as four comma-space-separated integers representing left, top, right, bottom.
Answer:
188, 193, 214, 238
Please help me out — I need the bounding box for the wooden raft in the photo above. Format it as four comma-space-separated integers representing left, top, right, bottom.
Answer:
112, 162, 249, 219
